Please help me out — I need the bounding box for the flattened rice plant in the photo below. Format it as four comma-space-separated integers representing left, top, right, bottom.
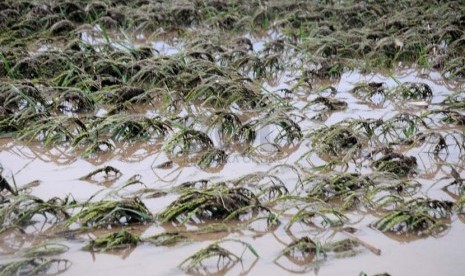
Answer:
441, 91, 465, 109
158, 186, 262, 225
145, 232, 189, 246
275, 237, 326, 264
309, 124, 364, 161
84, 230, 140, 252
0, 195, 71, 234
392, 82, 433, 101
164, 129, 214, 159
66, 197, 152, 229
0, 258, 71, 276
18, 117, 87, 146
372, 153, 417, 177
179, 239, 258, 273
94, 114, 172, 142
372, 198, 452, 236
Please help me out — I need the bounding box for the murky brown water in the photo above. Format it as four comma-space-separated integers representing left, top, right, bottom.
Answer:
1, 58, 464, 275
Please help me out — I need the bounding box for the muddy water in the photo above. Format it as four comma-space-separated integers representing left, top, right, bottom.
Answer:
1, 63, 464, 276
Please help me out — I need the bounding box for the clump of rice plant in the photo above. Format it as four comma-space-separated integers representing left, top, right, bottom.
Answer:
0, 195, 71, 233
305, 173, 374, 200
309, 124, 363, 161
377, 113, 426, 144
79, 166, 122, 182
52, 88, 95, 113
286, 205, 348, 231
276, 237, 326, 263
179, 239, 258, 273
0, 174, 17, 195
84, 230, 140, 252
18, 117, 87, 146
372, 153, 417, 177
196, 148, 227, 170
164, 129, 214, 158
0, 82, 46, 112
94, 114, 172, 142
158, 185, 262, 225
0, 258, 71, 276
207, 111, 255, 143
255, 113, 302, 147
66, 197, 152, 228
441, 91, 465, 109
324, 239, 360, 255
393, 82, 432, 100
424, 110, 465, 126
145, 232, 189, 246
275, 236, 363, 271
372, 198, 452, 236
23, 243, 69, 258
351, 82, 387, 104
304, 96, 348, 111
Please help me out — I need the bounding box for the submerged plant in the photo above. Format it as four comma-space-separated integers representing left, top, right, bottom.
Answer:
351, 82, 387, 104
18, 117, 87, 146
372, 198, 452, 236
0, 174, 17, 195
94, 114, 172, 142
305, 173, 374, 200
0, 195, 71, 233
179, 239, 258, 273
304, 96, 348, 111
67, 197, 152, 228
164, 129, 214, 158
145, 232, 189, 246
287, 207, 348, 231
372, 153, 417, 177
372, 210, 446, 236
309, 124, 363, 161
276, 237, 326, 263
0, 258, 71, 276
158, 185, 262, 224
79, 166, 122, 182
22, 243, 69, 258
393, 82, 433, 100
84, 230, 140, 252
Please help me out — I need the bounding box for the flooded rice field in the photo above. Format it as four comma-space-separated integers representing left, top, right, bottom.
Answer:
1, 1, 465, 275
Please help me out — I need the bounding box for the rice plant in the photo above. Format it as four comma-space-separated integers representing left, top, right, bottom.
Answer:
372, 198, 452, 235
164, 129, 214, 159
158, 185, 262, 224
66, 197, 152, 229
0, 195, 72, 234
179, 239, 258, 273
309, 124, 364, 161
84, 230, 140, 252
18, 117, 87, 146
392, 82, 433, 101
0, 258, 71, 276
145, 232, 189, 246
275, 237, 326, 264
372, 153, 417, 177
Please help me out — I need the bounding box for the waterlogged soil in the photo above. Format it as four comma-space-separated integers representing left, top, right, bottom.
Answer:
1, 1, 465, 276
